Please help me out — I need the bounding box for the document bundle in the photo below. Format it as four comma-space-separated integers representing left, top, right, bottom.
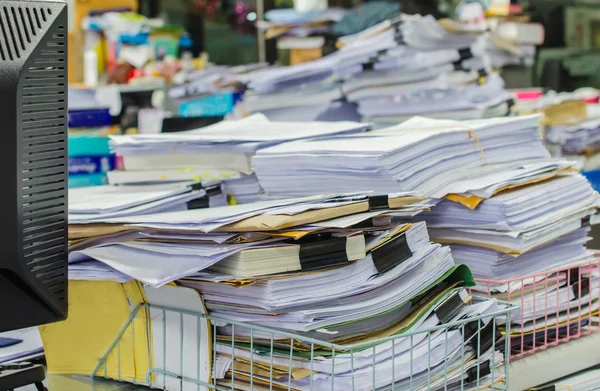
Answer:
233, 14, 525, 125
43, 187, 512, 390
253, 115, 555, 198
107, 114, 370, 203
512, 94, 600, 170
420, 172, 600, 353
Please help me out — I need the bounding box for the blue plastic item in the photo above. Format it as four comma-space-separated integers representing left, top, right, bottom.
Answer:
178, 92, 241, 117
179, 35, 193, 49
68, 173, 109, 188
68, 108, 112, 128
69, 155, 117, 176
120, 32, 149, 45
68, 136, 112, 157
583, 169, 600, 191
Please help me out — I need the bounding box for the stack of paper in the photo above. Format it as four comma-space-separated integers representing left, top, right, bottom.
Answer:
108, 114, 370, 203
69, 182, 226, 222
68, 192, 430, 286
233, 14, 528, 125
60, 186, 511, 389
419, 172, 600, 352
253, 115, 554, 198
512, 93, 600, 170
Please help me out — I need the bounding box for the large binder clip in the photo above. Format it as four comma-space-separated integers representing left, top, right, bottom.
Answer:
371, 231, 413, 274
582, 215, 591, 228
458, 47, 474, 61
186, 196, 210, 210
368, 195, 389, 211
296, 235, 349, 270
362, 62, 375, 72
434, 291, 466, 324
466, 360, 491, 383
458, 318, 502, 357
204, 183, 223, 197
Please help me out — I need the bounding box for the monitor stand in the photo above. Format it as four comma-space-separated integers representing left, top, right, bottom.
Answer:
0, 362, 46, 391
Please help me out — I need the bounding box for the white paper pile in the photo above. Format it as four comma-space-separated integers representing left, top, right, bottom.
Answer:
253, 115, 553, 198
234, 14, 526, 124
108, 114, 370, 203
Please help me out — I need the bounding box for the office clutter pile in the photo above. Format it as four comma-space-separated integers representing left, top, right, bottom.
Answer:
233, 14, 540, 124
54, 194, 509, 390
82, 11, 201, 87
39, 115, 530, 390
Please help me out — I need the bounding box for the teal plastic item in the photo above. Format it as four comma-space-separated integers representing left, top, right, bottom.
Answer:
178, 92, 236, 117
68, 173, 108, 188
69, 136, 111, 157
332, 2, 401, 37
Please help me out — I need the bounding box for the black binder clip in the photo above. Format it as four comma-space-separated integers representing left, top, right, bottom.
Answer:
452, 60, 464, 71
394, 31, 405, 45
434, 292, 466, 324
297, 235, 348, 270
189, 181, 205, 191
458, 47, 474, 61
466, 360, 491, 383
506, 98, 516, 110
186, 196, 210, 210
582, 215, 591, 228
362, 62, 375, 72
569, 267, 590, 299
204, 183, 223, 197
368, 195, 389, 211
470, 320, 502, 357
371, 232, 413, 274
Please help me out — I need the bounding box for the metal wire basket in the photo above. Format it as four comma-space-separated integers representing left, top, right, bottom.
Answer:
90, 296, 518, 391
474, 256, 600, 359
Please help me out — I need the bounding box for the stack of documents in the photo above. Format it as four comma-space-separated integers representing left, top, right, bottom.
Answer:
213, 297, 506, 391
253, 115, 555, 198
65, 189, 507, 390
234, 13, 530, 124
67, 192, 431, 286
419, 172, 600, 352
108, 114, 370, 203
512, 94, 600, 169
69, 182, 226, 222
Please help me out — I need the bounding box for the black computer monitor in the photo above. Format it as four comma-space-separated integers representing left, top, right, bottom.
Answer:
0, 0, 68, 333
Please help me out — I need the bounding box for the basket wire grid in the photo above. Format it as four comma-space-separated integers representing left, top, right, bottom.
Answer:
474, 256, 600, 359
90, 297, 517, 391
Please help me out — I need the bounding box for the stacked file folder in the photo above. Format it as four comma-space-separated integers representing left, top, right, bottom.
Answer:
253, 115, 558, 198
234, 14, 523, 124
108, 114, 370, 203
44, 191, 511, 390
420, 172, 600, 355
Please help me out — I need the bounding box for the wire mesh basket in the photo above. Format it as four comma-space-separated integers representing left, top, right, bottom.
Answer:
90, 296, 518, 391
473, 256, 600, 359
